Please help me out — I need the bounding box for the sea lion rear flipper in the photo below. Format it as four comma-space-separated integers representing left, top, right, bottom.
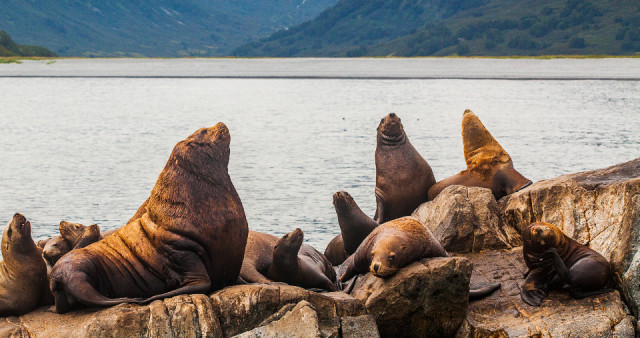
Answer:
520, 268, 549, 306
54, 279, 143, 313
469, 282, 501, 300
142, 280, 212, 304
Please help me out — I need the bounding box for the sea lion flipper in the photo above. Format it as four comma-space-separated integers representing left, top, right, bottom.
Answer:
520, 269, 549, 306
54, 277, 143, 313
373, 190, 384, 224
469, 282, 501, 300
240, 268, 273, 284
542, 248, 572, 284
142, 280, 211, 304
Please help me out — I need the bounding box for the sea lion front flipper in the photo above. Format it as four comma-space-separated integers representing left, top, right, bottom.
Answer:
469, 282, 501, 300
520, 268, 549, 306
240, 267, 273, 284
542, 248, 572, 285
373, 190, 384, 224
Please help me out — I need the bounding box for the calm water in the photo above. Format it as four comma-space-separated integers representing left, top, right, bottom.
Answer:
0, 59, 639, 251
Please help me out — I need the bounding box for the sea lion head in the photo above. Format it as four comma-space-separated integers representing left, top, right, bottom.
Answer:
2, 213, 35, 256
523, 222, 566, 252
462, 109, 511, 169
377, 113, 406, 144
59, 221, 87, 244
333, 191, 356, 213
173, 122, 231, 170
273, 228, 304, 265
42, 236, 72, 266
369, 234, 412, 278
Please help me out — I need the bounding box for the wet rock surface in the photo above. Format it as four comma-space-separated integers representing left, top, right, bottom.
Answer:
457, 248, 636, 337
413, 185, 520, 253
350, 257, 472, 337
499, 158, 640, 316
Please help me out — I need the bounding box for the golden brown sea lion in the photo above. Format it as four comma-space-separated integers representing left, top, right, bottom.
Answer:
240, 230, 338, 291
428, 110, 531, 200
339, 217, 500, 299
49, 123, 249, 313
521, 222, 612, 306
0, 213, 48, 316
374, 113, 436, 224
324, 191, 379, 266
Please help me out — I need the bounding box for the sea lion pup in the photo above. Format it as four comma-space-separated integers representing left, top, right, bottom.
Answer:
427, 110, 532, 201
42, 236, 72, 272
521, 222, 612, 306
49, 123, 249, 313
0, 213, 48, 316
339, 217, 500, 299
374, 113, 436, 224
240, 230, 338, 291
324, 191, 379, 266
267, 229, 339, 291
59, 221, 103, 249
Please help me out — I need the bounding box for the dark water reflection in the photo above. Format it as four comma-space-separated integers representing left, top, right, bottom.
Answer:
0, 78, 638, 252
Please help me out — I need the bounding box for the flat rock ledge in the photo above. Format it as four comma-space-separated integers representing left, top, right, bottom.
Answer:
0, 284, 376, 338
456, 248, 636, 338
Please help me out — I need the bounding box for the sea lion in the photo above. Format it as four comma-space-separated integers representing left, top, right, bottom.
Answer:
324, 191, 379, 266
521, 222, 612, 306
42, 236, 72, 273
59, 221, 103, 249
427, 110, 532, 201
268, 229, 338, 291
240, 230, 338, 291
339, 217, 500, 299
0, 213, 48, 316
49, 123, 249, 313
374, 113, 436, 224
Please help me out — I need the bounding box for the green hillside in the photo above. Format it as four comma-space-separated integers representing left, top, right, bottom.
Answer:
0, 0, 338, 57
233, 0, 640, 57
0, 31, 56, 57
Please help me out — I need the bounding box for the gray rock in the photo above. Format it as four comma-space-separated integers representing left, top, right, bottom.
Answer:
350, 257, 472, 337
413, 185, 520, 253
233, 301, 321, 338
340, 315, 380, 338
456, 248, 636, 337
499, 157, 640, 317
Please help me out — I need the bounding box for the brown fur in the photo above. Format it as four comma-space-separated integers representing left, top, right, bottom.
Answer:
374, 113, 436, 223
49, 123, 249, 313
0, 213, 48, 316
324, 191, 379, 266
340, 217, 448, 281
521, 222, 611, 306
428, 110, 531, 200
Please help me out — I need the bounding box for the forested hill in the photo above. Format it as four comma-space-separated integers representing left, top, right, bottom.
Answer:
0, 0, 338, 57
0, 31, 56, 57
233, 0, 640, 57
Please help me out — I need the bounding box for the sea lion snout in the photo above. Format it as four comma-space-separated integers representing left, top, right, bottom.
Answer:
378, 113, 404, 139
372, 262, 381, 273
11, 213, 30, 236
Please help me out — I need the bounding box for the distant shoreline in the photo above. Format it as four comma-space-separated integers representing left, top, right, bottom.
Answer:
2, 57, 639, 80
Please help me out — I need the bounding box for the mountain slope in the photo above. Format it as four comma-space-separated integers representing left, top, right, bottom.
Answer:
234, 0, 640, 56
0, 31, 56, 57
0, 0, 338, 57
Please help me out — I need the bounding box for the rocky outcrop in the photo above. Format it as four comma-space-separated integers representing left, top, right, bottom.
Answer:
0, 285, 375, 338
499, 158, 640, 316
412, 185, 521, 253
350, 257, 472, 337
457, 248, 636, 337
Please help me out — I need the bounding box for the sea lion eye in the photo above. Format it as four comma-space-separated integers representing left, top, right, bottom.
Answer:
389, 253, 396, 260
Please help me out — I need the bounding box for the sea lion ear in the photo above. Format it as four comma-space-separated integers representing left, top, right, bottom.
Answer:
461, 110, 511, 168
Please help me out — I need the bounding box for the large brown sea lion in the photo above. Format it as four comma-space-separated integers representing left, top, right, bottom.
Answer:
374, 113, 436, 224
427, 110, 531, 201
521, 222, 612, 306
240, 230, 338, 291
49, 123, 249, 313
339, 217, 500, 299
324, 191, 379, 266
0, 213, 48, 316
